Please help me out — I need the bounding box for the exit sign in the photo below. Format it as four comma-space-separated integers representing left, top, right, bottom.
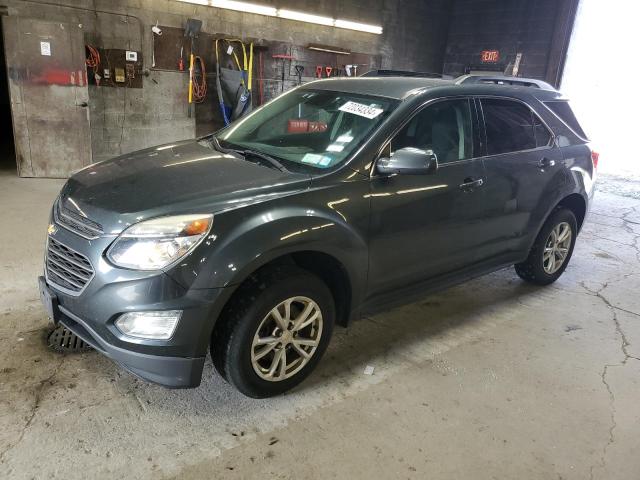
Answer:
481, 50, 500, 63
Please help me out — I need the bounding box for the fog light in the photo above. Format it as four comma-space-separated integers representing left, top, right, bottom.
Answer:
115, 311, 182, 340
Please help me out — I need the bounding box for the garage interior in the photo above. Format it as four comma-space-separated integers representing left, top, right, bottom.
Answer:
0, 0, 639, 479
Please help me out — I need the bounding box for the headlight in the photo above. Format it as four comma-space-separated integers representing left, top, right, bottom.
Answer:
107, 214, 213, 270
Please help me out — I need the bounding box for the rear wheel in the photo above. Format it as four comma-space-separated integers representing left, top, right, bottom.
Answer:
211, 266, 334, 398
515, 207, 577, 285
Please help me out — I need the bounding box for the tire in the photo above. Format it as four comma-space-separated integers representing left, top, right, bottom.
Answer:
515, 207, 577, 285
211, 265, 335, 398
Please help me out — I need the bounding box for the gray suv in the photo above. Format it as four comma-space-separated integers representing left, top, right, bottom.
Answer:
39, 77, 596, 398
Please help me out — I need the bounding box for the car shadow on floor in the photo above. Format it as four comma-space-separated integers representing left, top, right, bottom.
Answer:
44, 268, 544, 414
298, 269, 542, 393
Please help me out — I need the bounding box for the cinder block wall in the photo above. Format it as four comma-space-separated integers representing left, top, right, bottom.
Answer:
3, 0, 453, 164
442, 0, 574, 83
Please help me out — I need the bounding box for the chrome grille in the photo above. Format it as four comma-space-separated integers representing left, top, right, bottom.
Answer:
54, 200, 104, 239
46, 238, 94, 294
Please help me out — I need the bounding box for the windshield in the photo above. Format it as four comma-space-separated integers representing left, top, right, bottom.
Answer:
214, 89, 398, 171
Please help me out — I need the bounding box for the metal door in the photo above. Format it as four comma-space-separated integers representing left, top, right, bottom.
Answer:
2, 17, 91, 177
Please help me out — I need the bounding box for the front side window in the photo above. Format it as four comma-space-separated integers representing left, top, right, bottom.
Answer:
481, 98, 553, 155
391, 99, 474, 164
215, 89, 397, 171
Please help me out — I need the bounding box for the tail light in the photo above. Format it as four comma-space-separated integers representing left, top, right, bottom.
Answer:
591, 150, 599, 169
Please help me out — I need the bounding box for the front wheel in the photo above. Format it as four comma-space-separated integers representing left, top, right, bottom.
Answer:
515, 207, 577, 285
211, 266, 334, 398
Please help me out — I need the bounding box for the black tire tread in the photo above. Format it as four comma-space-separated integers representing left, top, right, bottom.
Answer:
211, 265, 334, 397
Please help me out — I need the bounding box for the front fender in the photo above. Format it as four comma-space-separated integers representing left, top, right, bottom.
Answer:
167, 180, 370, 305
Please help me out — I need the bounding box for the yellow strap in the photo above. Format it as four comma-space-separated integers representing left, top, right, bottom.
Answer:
232, 50, 242, 72
247, 43, 253, 91
188, 53, 194, 103
225, 38, 248, 71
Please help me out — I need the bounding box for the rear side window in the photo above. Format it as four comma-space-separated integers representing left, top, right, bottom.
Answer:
534, 115, 553, 148
544, 101, 588, 139
481, 99, 552, 155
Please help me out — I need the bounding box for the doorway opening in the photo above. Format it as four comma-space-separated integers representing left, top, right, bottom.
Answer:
0, 19, 17, 174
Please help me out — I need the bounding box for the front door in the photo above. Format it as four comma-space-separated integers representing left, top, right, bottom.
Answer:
2, 17, 91, 177
367, 98, 488, 295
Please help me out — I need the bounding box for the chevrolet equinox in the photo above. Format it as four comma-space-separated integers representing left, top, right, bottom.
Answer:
39, 76, 596, 398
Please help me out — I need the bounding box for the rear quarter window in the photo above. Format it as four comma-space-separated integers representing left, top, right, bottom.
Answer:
544, 101, 588, 139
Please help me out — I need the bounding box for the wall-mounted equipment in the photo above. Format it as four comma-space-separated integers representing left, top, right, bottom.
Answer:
307, 44, 351, 55
84, 47, 144, 88
184, 18, 203, 117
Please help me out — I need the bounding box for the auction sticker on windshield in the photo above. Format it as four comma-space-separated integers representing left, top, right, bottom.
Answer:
339, 101, 384, 119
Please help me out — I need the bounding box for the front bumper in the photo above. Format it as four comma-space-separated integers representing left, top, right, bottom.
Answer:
39, 267, 228, 388
58, 300, 205, 388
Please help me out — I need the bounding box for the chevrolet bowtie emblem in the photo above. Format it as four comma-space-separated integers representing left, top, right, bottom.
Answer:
47, 224, 57, 235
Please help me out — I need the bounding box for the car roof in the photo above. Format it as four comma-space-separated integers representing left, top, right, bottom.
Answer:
301, 77, 565, 102
301, 77, 456, 100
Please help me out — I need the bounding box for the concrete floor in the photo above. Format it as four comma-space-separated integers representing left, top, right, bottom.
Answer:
0, 170, 639, 480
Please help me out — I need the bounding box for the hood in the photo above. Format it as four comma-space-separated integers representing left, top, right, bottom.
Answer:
59, 140, 311, 235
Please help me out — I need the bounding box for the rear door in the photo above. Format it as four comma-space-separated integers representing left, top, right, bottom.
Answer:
477, 97, 565, 259
2, 17, 91, 177
367, 97, 489, 295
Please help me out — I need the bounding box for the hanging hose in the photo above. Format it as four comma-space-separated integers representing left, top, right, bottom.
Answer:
191, 55, 207, 103
85, 45, 100, 84
85, 45, 100, 69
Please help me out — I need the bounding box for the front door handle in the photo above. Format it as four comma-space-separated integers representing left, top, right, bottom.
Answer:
538, 157, 555, 169
459, 177, 484, 191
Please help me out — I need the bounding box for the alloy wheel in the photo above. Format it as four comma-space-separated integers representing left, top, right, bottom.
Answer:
543, 221, 572, 274
251, 296, 323, 382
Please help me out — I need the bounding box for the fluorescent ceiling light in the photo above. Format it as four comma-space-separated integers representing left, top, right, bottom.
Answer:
335, 19, 383, 35
177, 0, 277, 15
211, 0, 277, 16
175, 0, 382, 34
278, 9, 334, 26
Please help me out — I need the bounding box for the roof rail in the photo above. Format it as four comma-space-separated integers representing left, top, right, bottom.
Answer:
361, 69, 445, 79
455, 74, 557, 91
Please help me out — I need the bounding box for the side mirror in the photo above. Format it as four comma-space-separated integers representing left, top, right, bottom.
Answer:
376, 147, 439, 175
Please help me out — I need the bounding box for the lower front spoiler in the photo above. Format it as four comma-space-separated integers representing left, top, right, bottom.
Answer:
56, 305, 205, 389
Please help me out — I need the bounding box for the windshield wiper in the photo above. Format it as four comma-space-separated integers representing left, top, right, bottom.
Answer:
209, 137, 287, 172
209, 136, 231, 154
240, 149, 287, 172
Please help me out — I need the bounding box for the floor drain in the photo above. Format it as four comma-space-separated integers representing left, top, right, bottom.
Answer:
47, 325, 92, 353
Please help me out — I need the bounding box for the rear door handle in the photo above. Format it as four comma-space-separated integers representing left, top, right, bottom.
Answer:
538, 157, 555, 169
459, 177, 484, 191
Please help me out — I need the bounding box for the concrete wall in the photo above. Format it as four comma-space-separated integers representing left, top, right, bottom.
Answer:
380, 0, 453, 73
442, 0, 574, 83
2, 0, 453, 167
